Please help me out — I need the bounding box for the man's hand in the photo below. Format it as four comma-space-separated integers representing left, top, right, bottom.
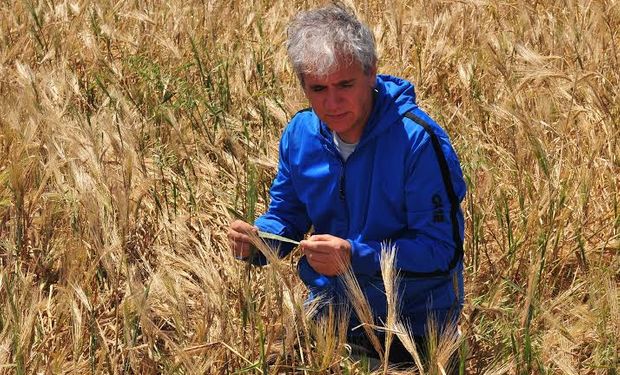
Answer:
228, 220, 258, 259
300, 234, 351, 276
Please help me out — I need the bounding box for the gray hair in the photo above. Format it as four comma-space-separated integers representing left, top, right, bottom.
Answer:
286, 3, 377, 80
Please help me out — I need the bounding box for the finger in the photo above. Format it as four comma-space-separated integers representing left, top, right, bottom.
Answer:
301, 241, 334, 254
310, 257, 330, 265
244, 226, 259, 236
306, 258, 331, 275
231, 220, 258, 235
300, 240, 316, 254
229, 226, 250, 242
305, 250, 324, 263
230, 219, 247, 230
307, 250, 334, 263
308, 234, 334, 242
307, 246, 335, 256
228, 231, 252, 245
228, 230, 255, 254
309, 249, 346, 263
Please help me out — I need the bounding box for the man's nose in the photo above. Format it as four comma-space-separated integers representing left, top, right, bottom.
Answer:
324, 88, 341, 111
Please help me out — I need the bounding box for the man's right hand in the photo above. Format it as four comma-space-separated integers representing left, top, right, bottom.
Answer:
228, 220, 258, 259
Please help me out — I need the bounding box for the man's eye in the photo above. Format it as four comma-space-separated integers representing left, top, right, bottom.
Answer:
311, 86, 325, 92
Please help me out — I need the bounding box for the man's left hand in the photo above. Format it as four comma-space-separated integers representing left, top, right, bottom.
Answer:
300, 234, 351, 276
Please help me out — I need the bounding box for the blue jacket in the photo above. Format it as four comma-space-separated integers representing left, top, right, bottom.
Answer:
254, 74, 466, 336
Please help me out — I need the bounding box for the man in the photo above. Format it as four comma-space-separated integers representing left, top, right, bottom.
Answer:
228, 2, 466, 368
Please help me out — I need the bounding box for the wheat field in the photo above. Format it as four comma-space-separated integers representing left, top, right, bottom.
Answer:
0, 0, 618, 373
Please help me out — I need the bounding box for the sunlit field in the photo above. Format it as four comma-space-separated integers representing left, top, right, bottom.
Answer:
0, 0, 618, 373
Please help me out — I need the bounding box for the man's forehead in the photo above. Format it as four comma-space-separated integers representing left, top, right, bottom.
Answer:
303, 63, 364, 85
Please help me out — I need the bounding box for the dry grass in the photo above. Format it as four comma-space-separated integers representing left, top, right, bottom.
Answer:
0, 0, 618, 373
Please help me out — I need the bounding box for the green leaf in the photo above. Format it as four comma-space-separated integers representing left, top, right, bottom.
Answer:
257, 231, 300, 245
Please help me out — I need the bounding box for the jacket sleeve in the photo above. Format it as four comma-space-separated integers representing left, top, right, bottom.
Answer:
349, 130, 466, 277
252, 127, 312, 264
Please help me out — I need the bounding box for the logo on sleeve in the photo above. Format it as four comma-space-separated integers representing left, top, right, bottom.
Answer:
432, 194, 444, 223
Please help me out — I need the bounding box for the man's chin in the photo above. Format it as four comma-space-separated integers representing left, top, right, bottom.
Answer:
326, 125, 352, 135
324, 119, 352, 131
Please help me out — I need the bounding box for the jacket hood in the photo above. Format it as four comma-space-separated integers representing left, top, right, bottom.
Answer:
376, 74, 418, 113
317, 74, 419, 146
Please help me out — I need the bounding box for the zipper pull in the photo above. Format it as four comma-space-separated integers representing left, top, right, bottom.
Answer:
339, 172, 345, 200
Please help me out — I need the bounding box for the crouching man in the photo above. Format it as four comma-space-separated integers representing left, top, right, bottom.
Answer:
229, 3, 466, 370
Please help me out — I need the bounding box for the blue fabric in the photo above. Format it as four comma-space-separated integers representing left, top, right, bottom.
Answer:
254, 74, 466, 336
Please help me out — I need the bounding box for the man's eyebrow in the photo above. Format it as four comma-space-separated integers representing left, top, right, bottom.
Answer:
337, 79, 356, 85
308, 83, 326, 90
308, 79, 355, 89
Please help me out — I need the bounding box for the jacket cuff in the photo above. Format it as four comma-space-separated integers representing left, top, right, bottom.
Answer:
348, 239, 381, 276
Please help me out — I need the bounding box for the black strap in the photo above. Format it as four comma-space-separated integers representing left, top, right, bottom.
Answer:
397, 112, 464, 277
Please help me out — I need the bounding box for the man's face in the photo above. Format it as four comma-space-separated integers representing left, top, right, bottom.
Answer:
302, 61, 377, 144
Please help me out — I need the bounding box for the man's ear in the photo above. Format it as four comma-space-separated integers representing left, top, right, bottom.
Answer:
367, 65, 377, 86
369, 64, 377, 76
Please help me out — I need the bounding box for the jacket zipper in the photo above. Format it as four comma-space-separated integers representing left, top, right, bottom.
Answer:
339, 169, 345, 200
338, 158, 350, 235
323, 138, 348, 201
321, 133, 350, 233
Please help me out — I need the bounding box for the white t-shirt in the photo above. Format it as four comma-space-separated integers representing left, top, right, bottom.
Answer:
333, 132, 358, 161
